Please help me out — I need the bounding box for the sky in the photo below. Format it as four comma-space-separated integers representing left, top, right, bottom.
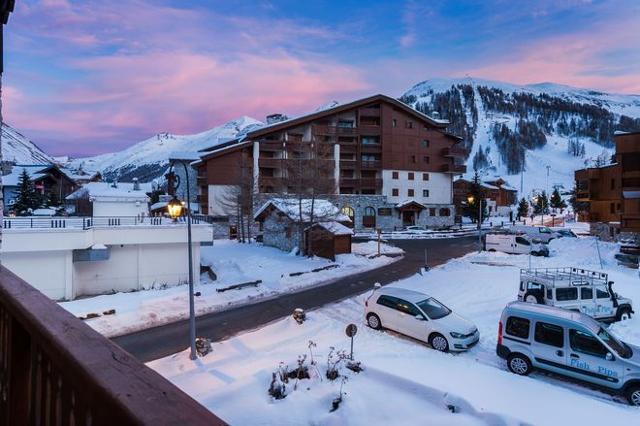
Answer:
3, 0, 640, 157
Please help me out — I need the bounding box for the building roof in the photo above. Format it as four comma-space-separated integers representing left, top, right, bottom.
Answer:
66, 182, 152, 201
254, 198, 351, 223
196, 94, 462, 164
395, 200, 426, 209
2, 164, 71, 187
306, 221, 353, 236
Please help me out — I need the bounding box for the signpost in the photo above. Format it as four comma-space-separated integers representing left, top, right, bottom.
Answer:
345, 323, 358, 360
376, 228, 381, 256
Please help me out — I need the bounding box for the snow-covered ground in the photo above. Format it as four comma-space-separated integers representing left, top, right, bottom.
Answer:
60, 240, 400, 337
150, 237, 640, 425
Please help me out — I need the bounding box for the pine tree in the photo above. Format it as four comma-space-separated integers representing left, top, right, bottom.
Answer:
517, 197, 529, 219
532, 191, 550, 215
462, 172, 488, 226
550, 188, 567, 212
13, 169, 41, 215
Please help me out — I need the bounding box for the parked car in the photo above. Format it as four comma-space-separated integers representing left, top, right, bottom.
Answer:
484, 233, 549, 256
518, 267, 633, 322
508, 225, 558, 243
550, 227, 578, 238
364, 285, 479, 352
497, 302, 640, 406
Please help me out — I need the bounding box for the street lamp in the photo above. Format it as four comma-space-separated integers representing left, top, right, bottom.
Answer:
167, 158, 197, 361
467, 195, 482, 252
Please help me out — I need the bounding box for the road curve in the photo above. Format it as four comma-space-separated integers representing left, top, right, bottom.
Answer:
112, 236, 478, 362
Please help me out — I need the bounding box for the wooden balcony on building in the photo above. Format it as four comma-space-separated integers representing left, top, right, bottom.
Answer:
360, 143, 382, 153
259, 176, 285, 187
358, 126, 381, 135
440, 163, 467, 174
441, 146, 467, 158
258, 158, 284, 168
339, 178, 358, 187
338, 144, 357, 153
258, 140, 284, 151
621, 169, 640, 179
361, 160, 382, 170
313, 125, 358, 136
0, 266, 223, 425
360, 178, 383, 189
340, 159, 357, 169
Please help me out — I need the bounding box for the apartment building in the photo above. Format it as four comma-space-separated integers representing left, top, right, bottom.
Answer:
574, 130, 640, 241
193, 94, 467, 231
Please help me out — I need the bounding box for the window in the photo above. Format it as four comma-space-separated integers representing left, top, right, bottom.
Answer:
596, 287, 610, 299
610, 203, 615, 214
556, 288, 578, 301
408, 189, 415, 197
376, 295, 397, 309
422, 173, 429, 181
341, 206, 355, 222
286, 226, 292, 238
408, 172, 414, 180
337, 120, 354, 128
416, 298, 451, 320
395, 299, 421, 316
392, 119, 397, 127
406, 121, 413, 129
617, 203, 621, 211
515, 236, 531, 246
423, 156, 430, 164
392, 188, 399, 197
364, 207, 376, 217
570, 329, 608, 358
392, 171, 399, 179
363, 207, 376, 228
611, 179, 615, 190
362, 136, 380, 145
410, 155, 416, 163
581, 287, 593, 300
423, 189, 429, 197
421, 140, 430, 148
429, 207, 436, 216
535, 322, 564, 348
546, 289, 553, 299
439, 208, 450, 216
506, 316, 530, 339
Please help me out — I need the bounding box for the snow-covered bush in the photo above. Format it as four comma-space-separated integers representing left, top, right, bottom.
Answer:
195, 337, 212, 357
326, 347, 348, 381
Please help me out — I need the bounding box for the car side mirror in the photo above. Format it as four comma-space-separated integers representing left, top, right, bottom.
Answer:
606, 352, 614, 361
415, 314, 425, 321
374, 282, 382, 290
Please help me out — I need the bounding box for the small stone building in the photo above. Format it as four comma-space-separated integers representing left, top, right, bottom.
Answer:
254, 198, 352, 257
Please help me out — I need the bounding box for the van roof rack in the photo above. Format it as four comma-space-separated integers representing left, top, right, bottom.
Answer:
520, 267, 608, 288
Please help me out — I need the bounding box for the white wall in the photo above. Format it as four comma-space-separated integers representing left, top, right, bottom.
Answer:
208, 184, 239, 216
382, 170, 452, 204
2, 251, 72, 300
93, 199, 149, 217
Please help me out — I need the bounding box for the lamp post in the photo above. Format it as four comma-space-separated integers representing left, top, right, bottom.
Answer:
167, 159, 197, 360
467, 195, 482, 252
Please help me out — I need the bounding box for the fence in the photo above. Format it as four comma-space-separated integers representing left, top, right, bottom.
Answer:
2, 215, 203, 230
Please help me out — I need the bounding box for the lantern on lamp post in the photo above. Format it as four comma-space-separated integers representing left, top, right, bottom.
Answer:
467, 194, 482, 252
167, 196, 184, 222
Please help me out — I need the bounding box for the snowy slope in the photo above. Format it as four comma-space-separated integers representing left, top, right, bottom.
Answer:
403, 77, 640, 198
1, 123, 54, 165
67, 116, 263, 182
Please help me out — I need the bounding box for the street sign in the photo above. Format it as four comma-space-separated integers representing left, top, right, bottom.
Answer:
345, 324, 357, 337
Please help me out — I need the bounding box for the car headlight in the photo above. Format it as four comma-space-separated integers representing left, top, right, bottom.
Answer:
450, 332, 466, 339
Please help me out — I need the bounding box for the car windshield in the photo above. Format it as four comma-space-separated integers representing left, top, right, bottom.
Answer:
416, 298, 451, 320
598, 327, 632, 359
539, 227, 552, 234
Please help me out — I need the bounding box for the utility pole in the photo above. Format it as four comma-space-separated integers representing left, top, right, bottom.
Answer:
544, 165, 550, 226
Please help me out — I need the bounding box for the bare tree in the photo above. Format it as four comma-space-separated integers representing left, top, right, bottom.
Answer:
219, 151, 254, 243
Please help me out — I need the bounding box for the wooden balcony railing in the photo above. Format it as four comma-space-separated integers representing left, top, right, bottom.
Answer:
0, 266, 224, 425
360, 160, 382, 170
440, 163, 467, 174
441, 146, 467, 158
313, 125, 358, 136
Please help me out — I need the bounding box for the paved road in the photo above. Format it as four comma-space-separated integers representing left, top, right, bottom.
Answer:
113, 236, 478, 362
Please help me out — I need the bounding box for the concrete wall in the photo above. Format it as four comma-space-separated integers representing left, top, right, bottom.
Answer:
382, 169, 452, 204
2, 251, 72, 300
93, 200, 149, 217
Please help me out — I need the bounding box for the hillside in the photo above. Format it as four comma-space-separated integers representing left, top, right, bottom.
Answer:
67, 116, 263, 182
400, 77, 640, 197
1, 123, 54, 165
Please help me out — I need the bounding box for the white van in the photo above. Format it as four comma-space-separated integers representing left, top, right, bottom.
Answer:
484, 233, 549, 256
509, 225, 558, 243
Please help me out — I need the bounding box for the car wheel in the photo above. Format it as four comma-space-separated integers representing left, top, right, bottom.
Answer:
617, 307, 632, 321
366, 313, 382, 330
429, 333, 449, 352
523, 292, 542, 304
488, 249, 496, 252
507, 354, 532, 376
625, 384, 640, 406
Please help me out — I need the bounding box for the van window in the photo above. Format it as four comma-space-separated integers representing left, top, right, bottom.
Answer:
569, 329, 608, 358
555, 288, 578, 301
580, 287, 593, 300
596, 287, 610, 299
546, 289, 553, 299
506, 316, 530, 339
519, 281, 525, 292
534, 322, 564, 348
527, 282, 543, 291
515, 237, 530, 246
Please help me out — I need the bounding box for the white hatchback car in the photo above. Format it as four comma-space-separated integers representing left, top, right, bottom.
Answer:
364, 285, 479, 352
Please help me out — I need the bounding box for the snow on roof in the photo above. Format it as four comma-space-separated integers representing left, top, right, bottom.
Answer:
395, 200, 426, 209
307, 221, 353, 236
32, 208, 57, 216
2, 165, 53, 186
254, 198, 351, 223
377, 287, 430, 303
66, 182, 152, 201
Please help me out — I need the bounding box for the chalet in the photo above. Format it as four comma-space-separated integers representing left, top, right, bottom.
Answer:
253, 198, 352, 257
453, 177, 518, 219
65, 180, 153, 217
2, 164, 77, 211
193, 94, 467, 231
575, 131, 640, 242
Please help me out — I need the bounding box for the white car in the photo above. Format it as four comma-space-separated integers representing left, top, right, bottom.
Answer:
364, 285, 479, 352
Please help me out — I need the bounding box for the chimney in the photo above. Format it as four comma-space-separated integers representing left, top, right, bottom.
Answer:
133, 177, 140, 191
266, 113, 289, 125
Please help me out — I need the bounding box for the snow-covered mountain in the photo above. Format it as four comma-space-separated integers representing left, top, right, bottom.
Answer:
67, 116, 263, 182
400, 77, 640, 197
1, 123, 54, 165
